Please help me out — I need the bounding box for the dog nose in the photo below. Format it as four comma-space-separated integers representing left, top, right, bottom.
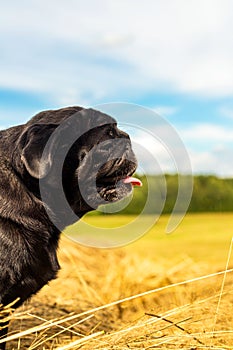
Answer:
117, 128, 130, 139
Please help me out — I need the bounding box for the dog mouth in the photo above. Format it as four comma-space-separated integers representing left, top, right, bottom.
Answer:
96, 171, 142, 203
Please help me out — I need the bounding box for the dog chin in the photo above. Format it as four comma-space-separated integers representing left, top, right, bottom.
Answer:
97, 180, 132, 203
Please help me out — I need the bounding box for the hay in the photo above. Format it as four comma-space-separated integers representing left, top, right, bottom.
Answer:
1, 236, 233, 349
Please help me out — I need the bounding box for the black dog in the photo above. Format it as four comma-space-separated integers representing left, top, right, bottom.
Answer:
0, 107, 140, 349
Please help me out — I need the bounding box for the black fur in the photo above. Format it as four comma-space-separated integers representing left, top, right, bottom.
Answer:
0, 107, 137, 349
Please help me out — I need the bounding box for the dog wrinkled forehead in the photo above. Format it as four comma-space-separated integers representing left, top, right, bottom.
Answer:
67, 108, 117, 132
50, 108, 118, 148
83, 108, 116, 125
26, 107, 117, 129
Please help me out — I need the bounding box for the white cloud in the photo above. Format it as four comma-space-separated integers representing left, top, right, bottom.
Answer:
180, 123, 233, 177
131, 122, 233, 177
153, 106, 178, 117
131, 124, 193, 175
189, 148, 233, 177
180, 123, 233, 144
178, 123, 233, 176
0, 0, 233, 101
219, 106, 233, 120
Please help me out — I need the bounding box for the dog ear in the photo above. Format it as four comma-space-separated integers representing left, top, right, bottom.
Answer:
18, 124, 59, 179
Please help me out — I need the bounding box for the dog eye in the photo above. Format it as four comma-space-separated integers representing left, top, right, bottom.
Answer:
108, 129, 115, 137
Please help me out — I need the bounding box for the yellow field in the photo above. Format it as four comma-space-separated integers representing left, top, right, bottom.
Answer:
2, 213, 233, 349
80, 212, 233, 267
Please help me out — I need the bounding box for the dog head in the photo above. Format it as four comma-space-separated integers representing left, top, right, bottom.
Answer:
14, 108, 141, 224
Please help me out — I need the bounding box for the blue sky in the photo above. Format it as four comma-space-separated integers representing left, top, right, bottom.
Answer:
1, 0, 233, 176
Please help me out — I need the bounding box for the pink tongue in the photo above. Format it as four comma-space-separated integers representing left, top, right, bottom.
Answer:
123, 176, 142, 187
